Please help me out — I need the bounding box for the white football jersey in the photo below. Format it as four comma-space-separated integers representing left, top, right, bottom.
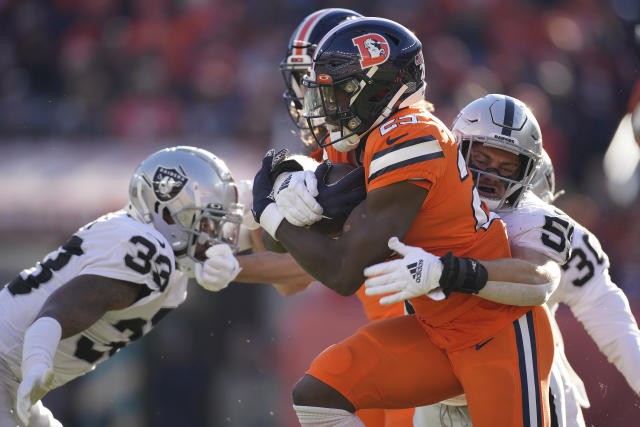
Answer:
499, 191, 574, 265
0, 210, 188, 389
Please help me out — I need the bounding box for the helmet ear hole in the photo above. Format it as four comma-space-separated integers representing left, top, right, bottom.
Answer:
162, 207, 175, 225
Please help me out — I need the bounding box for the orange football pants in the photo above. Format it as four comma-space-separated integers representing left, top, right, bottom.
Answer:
306, 306, 554, 427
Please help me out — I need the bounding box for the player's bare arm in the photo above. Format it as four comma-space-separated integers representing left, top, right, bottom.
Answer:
510, 244, 562, 285
35, 274, 141, 338
236, 252, 315, 296
276, 180, 428, 296
475, 246, 561, 306
365, 239, 560, 306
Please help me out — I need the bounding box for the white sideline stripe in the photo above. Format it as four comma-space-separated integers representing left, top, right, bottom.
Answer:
518, 315, 539, 427
368, 140, 442, 178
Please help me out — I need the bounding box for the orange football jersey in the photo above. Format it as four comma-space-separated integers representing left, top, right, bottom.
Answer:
360, 105, 530, 351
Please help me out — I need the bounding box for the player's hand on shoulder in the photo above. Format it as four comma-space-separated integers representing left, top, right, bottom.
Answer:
17, 363, 54, 425
194, 244, 241, 292
364, 237, 444, 305
274, 169, 323, 227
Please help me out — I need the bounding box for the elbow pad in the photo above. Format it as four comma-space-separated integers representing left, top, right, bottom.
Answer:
439, 252, 488, 297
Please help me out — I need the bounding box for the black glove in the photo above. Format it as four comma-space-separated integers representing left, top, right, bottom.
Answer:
314, 161, 366, 223
438, 252, 488, 297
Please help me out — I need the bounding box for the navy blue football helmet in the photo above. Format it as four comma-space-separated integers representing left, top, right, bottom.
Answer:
280, 8, 362, 130
302, 17, 426, 152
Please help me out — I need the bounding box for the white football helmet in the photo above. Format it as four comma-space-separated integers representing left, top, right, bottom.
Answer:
530, 149, 560, 204
452, 94, 543, 211
127, 146, 243, 277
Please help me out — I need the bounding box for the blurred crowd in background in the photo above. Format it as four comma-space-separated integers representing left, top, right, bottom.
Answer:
1, 0, 640, 426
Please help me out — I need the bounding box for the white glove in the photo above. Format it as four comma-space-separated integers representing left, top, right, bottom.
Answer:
364, 237, 445, 305
273, 170, 323, 226
236, 179, 260, 231
194, 244, 242, 292
17, 363, 54, 425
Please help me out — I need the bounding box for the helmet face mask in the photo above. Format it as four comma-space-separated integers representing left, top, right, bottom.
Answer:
462, 138, 539, 210
128, 146, 243, 278
302, 17, 426, 153
453, 94, 543, 212
280, 8, 363, 133
303, 75, 364, 151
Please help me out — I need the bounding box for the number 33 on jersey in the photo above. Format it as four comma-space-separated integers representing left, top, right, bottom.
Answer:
0, 210, 187, 386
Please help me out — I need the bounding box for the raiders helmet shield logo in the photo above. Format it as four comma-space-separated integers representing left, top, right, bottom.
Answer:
153, 166, 188, 201
352, 33, 389, 69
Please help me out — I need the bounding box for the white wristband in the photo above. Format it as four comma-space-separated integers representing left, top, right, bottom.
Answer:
22, 317, 62, 375
260, 203, 284, 240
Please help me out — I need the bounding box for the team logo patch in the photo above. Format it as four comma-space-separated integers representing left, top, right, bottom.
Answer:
153, 166, 188, 201
352, 33, 389, 69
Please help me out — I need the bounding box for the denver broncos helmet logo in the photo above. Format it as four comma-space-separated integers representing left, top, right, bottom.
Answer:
352, 33, 389, 69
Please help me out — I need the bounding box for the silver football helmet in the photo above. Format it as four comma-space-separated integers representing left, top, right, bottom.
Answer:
127, 146, 243, 277
452, 94, 543, 211
530, 149, 560, 203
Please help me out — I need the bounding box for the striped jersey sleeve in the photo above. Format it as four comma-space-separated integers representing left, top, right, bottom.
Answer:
364, 106, 453, 191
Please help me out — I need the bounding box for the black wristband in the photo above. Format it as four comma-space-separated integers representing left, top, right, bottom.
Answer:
438, 252, 488, 297
270, 159, 304, 181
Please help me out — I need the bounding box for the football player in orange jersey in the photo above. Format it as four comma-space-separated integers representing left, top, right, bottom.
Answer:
276, 11, 547, 427
278, 9, 414, 426
252, 17, 556, 427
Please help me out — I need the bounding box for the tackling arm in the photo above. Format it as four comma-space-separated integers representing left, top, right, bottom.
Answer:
476, 246, 561, 306
36, 274, 141, 339
236, 252, 316, 296
365, 240, 560, 306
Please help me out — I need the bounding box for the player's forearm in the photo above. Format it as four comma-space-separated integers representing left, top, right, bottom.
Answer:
481, 257, 553, 284
475, 258, 560, 306
235, 252, 315, 296
37, 274, 140, 338
274, 180, 424, 296
276, 221, 361, 295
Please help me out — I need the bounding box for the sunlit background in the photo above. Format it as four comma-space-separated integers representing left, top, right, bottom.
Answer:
1, 0, 639, 426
